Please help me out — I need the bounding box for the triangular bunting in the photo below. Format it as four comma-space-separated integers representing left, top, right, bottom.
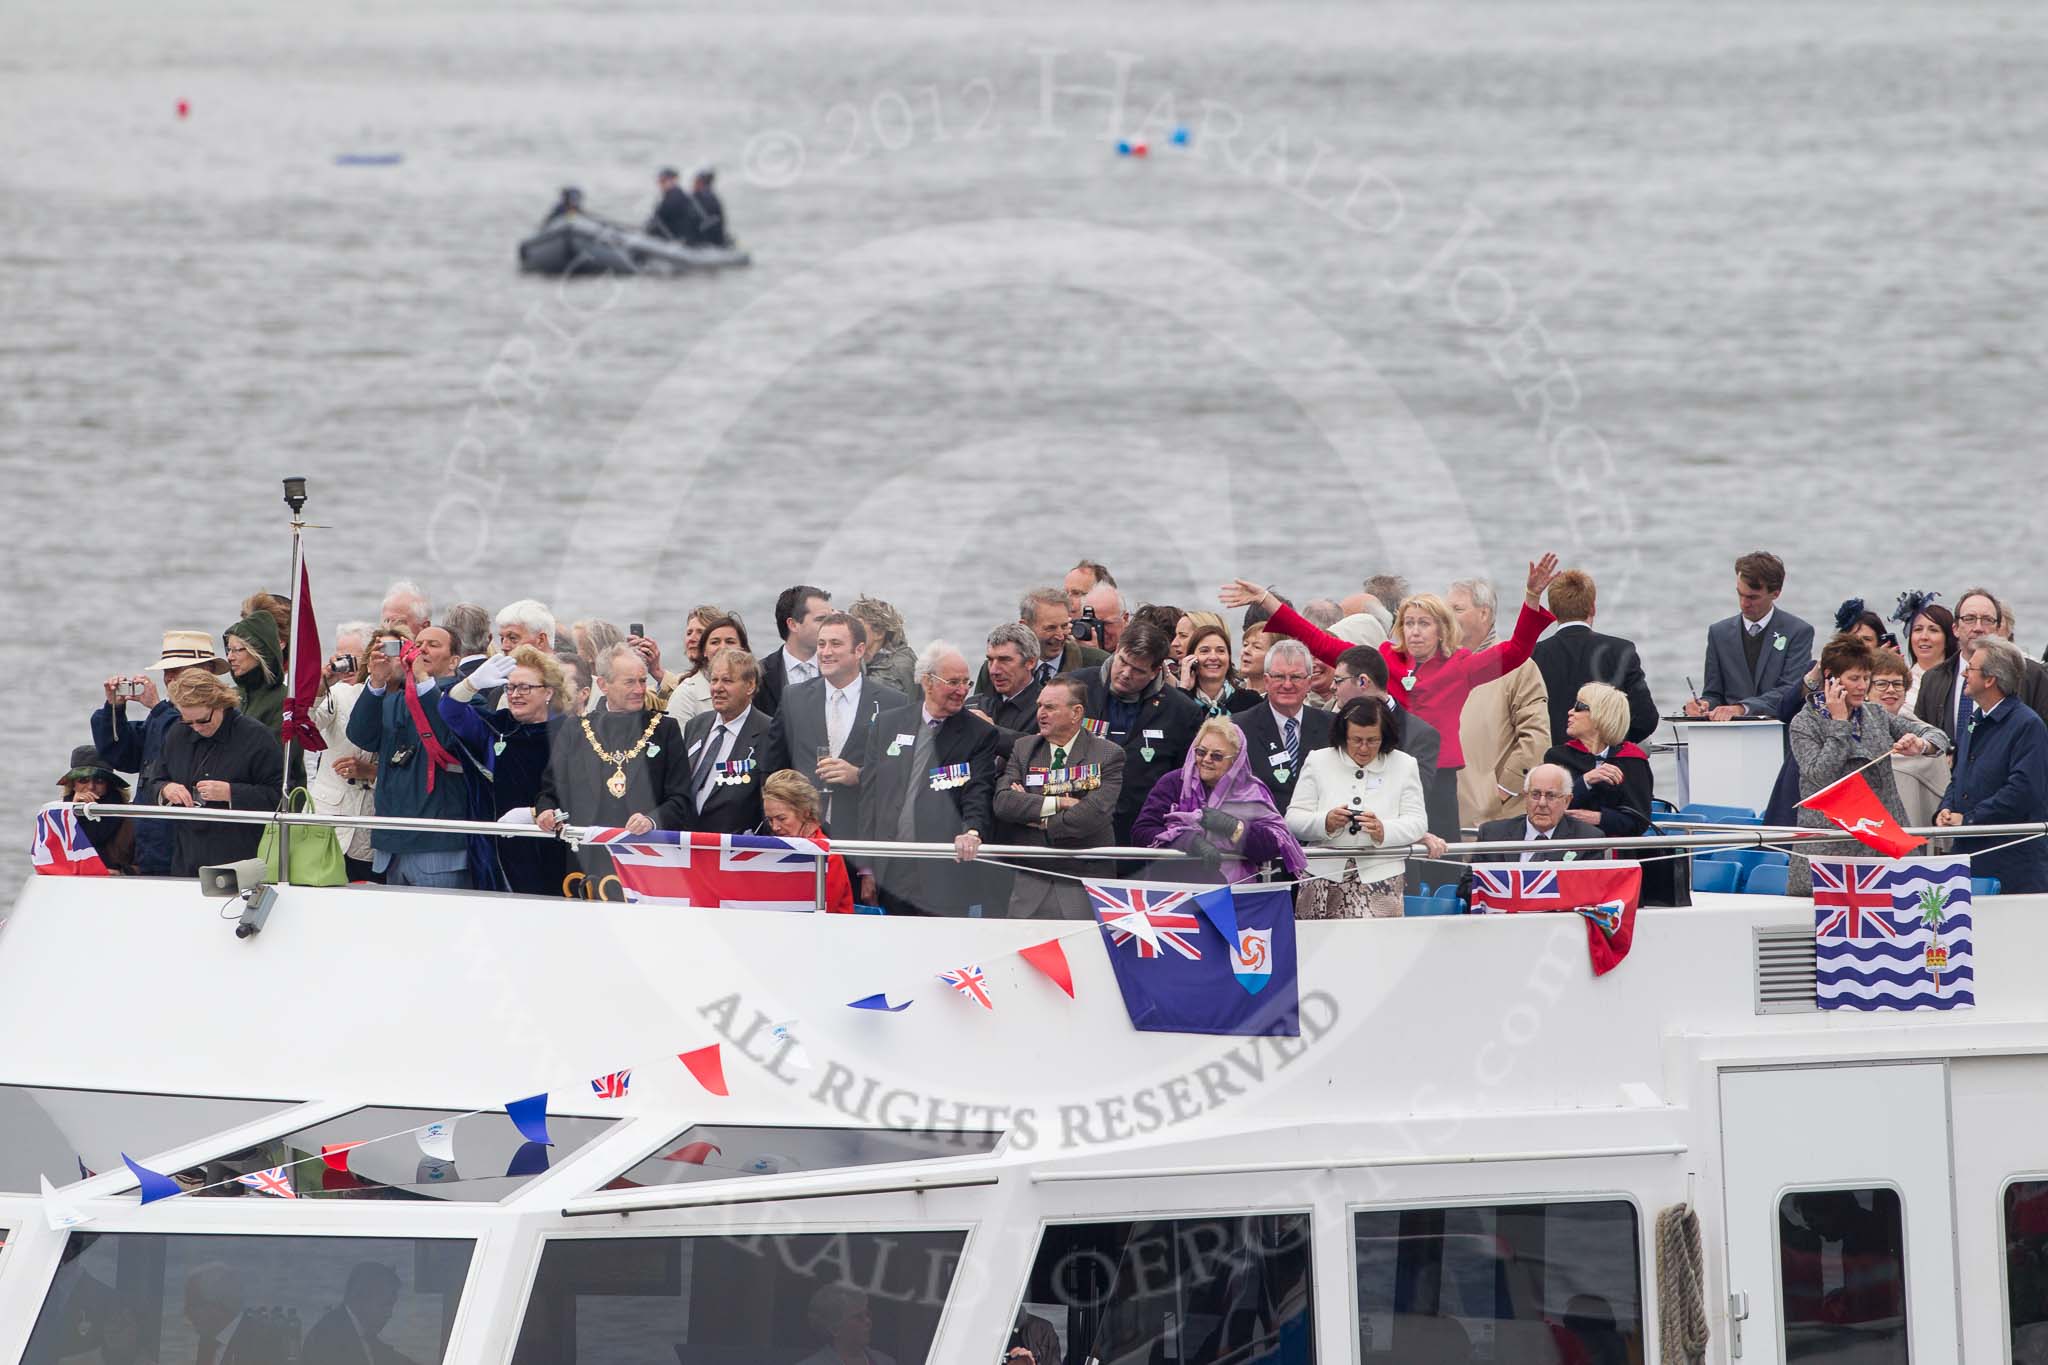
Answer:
121, 1153, 180, 1206
506, 1141, 551, 1177
320, 1142, 365, 1173
663, 1141, 723, 1165
769, 1021, 812, 1071
506, 1094, 551, 1146
677, 1044, 729, 1097
847, 993, 912, 1012
416, 1119, 457, 1163
1017, 939, 1075, 998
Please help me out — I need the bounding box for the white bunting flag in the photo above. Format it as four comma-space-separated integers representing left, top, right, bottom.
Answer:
416, 1118, 458, 1163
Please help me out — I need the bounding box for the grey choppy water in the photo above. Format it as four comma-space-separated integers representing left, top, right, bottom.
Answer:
4, 0, 2045, 894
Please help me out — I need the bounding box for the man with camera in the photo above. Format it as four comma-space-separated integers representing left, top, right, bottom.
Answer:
91, 628, 230, 876
347, 628, 476, 888
979, 588, 1109, 695
1076, 580, 1130, 654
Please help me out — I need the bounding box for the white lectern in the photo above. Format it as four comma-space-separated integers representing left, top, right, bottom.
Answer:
1668, 718, 1785, 813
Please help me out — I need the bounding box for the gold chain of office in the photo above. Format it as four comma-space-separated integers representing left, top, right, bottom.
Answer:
581, 712, 666, 798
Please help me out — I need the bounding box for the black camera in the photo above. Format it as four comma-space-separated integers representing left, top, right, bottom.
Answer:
1071, 606, 1103, 643
1345, 792, 1365, 836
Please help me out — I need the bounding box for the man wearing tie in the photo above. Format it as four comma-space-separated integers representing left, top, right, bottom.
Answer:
992, 676, 1126, 918
856, 641, 1000, 915
681, 648, 774, 834
754, 584, 832, 718
1685, 551, 1815, 722
762, 613, 907, 835
1460, 764, 1594, 900
1913, 587, 2048, 746
1936, 637, 2048, 893
1233, 639, 1331, 815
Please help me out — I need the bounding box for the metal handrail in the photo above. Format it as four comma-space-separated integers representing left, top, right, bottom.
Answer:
59, 801, 2039, 863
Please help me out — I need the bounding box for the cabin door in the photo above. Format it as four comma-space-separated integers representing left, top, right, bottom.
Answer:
1719, 1062, 1958, 1362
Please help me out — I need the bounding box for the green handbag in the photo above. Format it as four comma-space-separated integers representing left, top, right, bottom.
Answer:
259, 788, 349, 887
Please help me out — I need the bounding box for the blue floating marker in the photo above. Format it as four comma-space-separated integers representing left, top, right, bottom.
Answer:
847, 993, 912, 1012
1170, 125, 1190, 146
506, 1142, 551, 1178
1115, 139, 1131, 156
505, 1094, 551, 1146
334, 153, 404, 167
122, 1153, 181, 1206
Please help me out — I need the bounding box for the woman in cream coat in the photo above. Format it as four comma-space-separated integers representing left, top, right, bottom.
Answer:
1286, 696, 1428, 919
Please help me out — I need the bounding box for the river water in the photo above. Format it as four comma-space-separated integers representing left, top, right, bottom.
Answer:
4, 0, 2045, 893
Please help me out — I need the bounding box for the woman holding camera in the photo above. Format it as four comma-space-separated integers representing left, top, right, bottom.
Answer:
1286, 697, 1426, 918
145, 669, 285, 877
440, 644, 575, 897
308, 627, 381, 881
1785, 633, 1948, 896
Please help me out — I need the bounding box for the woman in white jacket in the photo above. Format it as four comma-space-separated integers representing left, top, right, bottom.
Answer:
307, 626, 381, 879
1286, 696, 1427, 919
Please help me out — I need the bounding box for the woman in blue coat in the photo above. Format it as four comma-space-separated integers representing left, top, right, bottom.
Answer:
440, 646, 571, 897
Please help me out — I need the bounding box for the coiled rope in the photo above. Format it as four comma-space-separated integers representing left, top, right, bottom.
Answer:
1656, 1201, 1710, 1365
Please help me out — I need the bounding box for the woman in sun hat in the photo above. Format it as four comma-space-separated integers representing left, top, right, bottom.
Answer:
55, 744, 136, 874
89, 629, 230, 876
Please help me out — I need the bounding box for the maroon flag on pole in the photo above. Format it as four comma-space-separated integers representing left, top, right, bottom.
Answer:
282, 554, 327, 751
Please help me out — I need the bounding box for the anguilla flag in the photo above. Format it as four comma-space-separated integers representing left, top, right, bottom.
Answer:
1088, 880, 1299, 1036
32, 805, 108, 876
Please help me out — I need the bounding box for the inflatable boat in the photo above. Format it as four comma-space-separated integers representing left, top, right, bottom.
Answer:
517, 216, 751, 276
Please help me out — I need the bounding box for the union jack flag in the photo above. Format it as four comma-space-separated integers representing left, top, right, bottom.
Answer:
587, 832, 825, 911
31, 805, 108, 877
940, 965, 993, 1010
590, 1069, 632, 1099
234, 1167, 298, 1199
1088, 882, 1204, 960
1469, 866, 1562, 909
1813, 861, 1902, 939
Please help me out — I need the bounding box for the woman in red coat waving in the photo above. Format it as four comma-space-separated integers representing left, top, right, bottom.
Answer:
1222, 554, 1561, 807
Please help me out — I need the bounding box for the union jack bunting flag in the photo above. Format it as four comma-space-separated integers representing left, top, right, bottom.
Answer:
234, 1167, 298, 1199
1812, 861, 1902, 940
31, 805, 108, 877
1468, 866, 1561, 906
1088, 882, 1204, 960
940, 965, 994, 1010
586, 831, 825, 911
590, 1069, 633, 1100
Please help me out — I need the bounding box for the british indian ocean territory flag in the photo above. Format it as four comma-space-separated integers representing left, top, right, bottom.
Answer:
1811, 856, 1974, 1011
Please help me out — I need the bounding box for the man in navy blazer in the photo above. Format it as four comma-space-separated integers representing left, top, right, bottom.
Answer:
1685, 551, 1814, 721
1937, 637, 2048, 893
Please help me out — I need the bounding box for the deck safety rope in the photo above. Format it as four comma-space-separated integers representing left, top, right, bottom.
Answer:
1655, 1201, 1710, 1365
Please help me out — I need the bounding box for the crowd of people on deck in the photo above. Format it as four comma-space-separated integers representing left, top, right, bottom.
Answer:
64, 550, 2048, 915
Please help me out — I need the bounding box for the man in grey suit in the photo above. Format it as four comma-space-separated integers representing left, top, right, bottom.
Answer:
680, 649, 775, 834
761, 612, 907, 836
1913, 587, 2048, 744
991, 677, 1126, 918
1684, 551, 1815, 721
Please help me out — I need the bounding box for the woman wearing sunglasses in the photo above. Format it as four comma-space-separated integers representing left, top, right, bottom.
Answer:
1133, 718, 1307, 884
1546, 682, 1656, 838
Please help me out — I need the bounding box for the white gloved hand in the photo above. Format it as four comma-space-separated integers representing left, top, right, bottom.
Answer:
470, 653, 521, 689
496, 807, 539, 826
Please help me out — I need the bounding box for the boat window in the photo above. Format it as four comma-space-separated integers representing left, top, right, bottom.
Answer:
604, 1123, 1003, 1189
1778, 1187, 1907, 1363
22, 1232, 474, 1365
1013, 1214, 1314, 1365
189, 1104, 616, 1202
510, 1229, 966, 1365
1354, 1200, 1642, 1362
2005, 1181, 2048, 1359
0, 1084, 295, 1194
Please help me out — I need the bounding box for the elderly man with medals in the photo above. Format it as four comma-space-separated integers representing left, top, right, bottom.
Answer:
536, 643, 695, 896
992, 675, 1126, 918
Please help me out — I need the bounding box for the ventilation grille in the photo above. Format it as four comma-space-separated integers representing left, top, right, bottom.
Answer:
1755, 925, 1817, 1014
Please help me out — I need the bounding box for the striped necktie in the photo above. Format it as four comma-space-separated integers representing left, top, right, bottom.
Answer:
1284, 716, 1300, 767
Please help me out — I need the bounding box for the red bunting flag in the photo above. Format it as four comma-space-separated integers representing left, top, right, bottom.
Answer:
320, 1142, 364, 1172
281, 554, 327, 752
662, 1141, 723, 1165
1018, 939, 1075, 998
1799, 767, 1924, 858
677, 1044, 729, 1097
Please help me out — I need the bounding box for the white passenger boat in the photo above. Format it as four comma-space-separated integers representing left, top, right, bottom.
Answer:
1, 815, 2043, 1365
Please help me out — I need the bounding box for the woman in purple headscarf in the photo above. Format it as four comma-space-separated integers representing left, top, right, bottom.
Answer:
1132, 718, 1309, 883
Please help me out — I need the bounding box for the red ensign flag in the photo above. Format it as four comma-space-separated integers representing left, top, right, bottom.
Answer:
1799, 769, 1923, 858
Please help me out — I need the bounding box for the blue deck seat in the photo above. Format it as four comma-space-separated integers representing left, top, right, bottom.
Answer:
1406, 896, 1463, 918
1678, 803, 1762, 826
1692, 860, 1743, 895
1744, 863, 1790, 896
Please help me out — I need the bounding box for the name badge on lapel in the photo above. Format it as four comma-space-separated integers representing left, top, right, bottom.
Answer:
1267, 746, 1290, 783
1139, 727, 1164, 765
1025, 770, 1047, 789
886, 731, 915, 757
928, 761, 972, 792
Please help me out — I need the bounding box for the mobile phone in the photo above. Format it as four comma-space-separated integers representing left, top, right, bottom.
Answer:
382, 640, 405, 658
630, 622, 646, 639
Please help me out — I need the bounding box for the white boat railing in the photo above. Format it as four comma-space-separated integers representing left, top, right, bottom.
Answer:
58, 801, 2043, 867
